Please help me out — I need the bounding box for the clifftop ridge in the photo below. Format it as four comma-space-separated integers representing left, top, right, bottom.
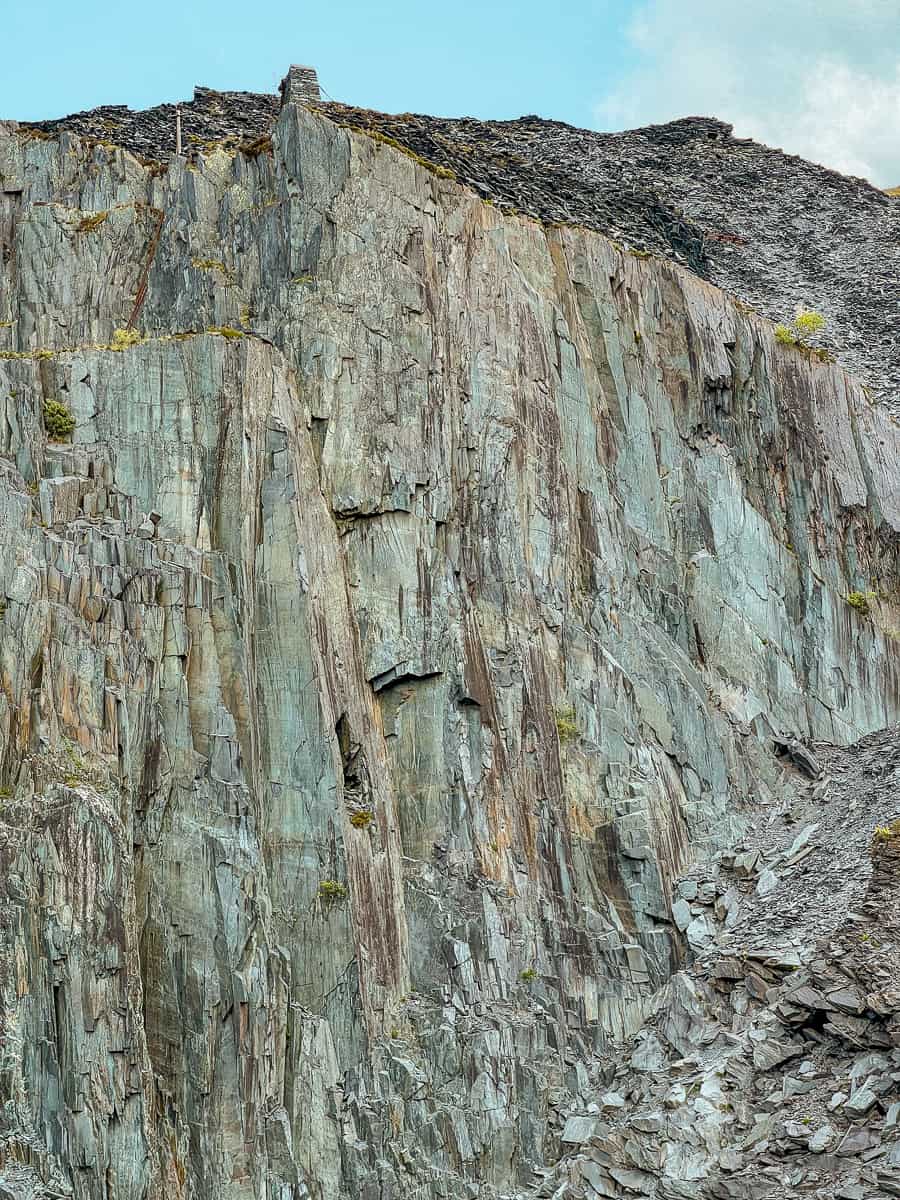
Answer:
13, 75, 900, 409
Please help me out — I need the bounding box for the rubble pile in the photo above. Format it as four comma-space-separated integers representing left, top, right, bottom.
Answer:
538, 730, 900, 1199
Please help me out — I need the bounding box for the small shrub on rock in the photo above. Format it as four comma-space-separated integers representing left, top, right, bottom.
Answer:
794, 310, 826, 339
555, 707, 578, 742
318, 880, 347, 903
846, 591, 874, 616
775, 310, 826, 350
873, 820, 900, 843
43, 398, 75, 440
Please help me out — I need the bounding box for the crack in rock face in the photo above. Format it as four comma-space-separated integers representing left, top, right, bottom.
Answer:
0, 73, 898, 1200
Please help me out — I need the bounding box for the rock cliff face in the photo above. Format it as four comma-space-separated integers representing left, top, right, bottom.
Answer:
24, 87, 900, 407
0, 93, 898, 1200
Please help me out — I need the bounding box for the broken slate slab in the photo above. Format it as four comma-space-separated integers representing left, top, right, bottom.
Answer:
835, 1182, 866, 1200
828, 985, 865, 1014
782, 822, 819, 861
733, 850, 761, 877
783, 1076, 816, 1100
753, 1039, 803, 1071
836, 1126, 881, 1156
561, 1114, 600, 1143
807, 1124, 834, 1153
764, 948, 803, 971
756, 867, 779, 897
672, 898, 693, 932
844, 1086, 878, 1117
686, 913, 716, 949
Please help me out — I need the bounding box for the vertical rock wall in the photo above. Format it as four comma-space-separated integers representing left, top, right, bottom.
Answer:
0, 105, 898, 1197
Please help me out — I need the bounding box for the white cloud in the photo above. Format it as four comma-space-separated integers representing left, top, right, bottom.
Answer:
595, 0, 900, 186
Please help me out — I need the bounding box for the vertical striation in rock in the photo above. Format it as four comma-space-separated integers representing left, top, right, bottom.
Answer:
0, 88, 897, 1199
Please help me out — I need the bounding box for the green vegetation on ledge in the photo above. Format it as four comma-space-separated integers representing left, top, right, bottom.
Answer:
775, 310, 827, 349
346, 125, 457, 181
846, 591, 875, 616
555, 707, 579, 742
317, 880, 348, 903
43, 399, 75, 440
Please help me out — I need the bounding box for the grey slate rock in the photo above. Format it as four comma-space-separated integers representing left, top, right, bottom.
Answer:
2, 80, 900, 1200
844, 1086, 878, 1117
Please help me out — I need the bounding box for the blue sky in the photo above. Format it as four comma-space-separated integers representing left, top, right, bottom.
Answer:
4, 0, 636, 128
4, 0, 899, 184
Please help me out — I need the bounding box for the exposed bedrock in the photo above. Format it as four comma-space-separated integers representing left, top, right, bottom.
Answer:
0, 102, 897, 1197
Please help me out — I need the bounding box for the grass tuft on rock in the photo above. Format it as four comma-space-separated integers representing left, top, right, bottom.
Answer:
109, 328, 143, 352
554, 707, 578, 742
846, 591, 874, 616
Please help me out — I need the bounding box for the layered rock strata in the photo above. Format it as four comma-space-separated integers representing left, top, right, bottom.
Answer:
0, 95, 897, 1198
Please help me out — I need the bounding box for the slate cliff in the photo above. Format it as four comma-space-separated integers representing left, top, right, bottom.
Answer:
0, 85, 898, 1200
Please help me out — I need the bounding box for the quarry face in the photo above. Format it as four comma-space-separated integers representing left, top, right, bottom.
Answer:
0, 70, 899, 1200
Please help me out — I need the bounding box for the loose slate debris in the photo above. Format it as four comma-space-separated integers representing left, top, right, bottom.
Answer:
773, 736, 823, 780
538, 728, 900, 1200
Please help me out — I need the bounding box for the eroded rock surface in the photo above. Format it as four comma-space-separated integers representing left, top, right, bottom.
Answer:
0, 94, 898, 1198
19, 84, 900, 405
